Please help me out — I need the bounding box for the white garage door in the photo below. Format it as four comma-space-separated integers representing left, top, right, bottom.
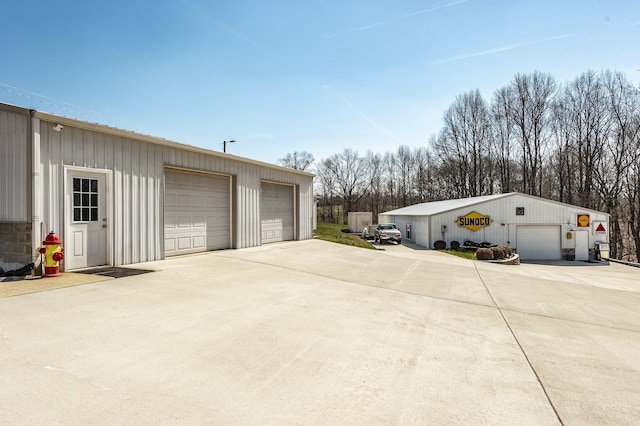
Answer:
164, 170, 230, 256
516, 225, 561, 260
261, 182, 294, 244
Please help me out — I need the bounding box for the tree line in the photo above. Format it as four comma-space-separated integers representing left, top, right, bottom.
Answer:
280, 70, 640, 262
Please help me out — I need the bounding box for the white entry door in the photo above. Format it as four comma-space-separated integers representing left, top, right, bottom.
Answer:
66, 171, 108, 270
575, 230, 589, 261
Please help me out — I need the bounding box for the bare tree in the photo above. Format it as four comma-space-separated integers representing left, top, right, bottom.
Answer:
433, 89, 491, 197
383, 151, 398, 209
396, 145, 414, 206
491, 86, 517, 193
509, 71, 557, 196
314, 158, 337, 222
364, 150, 384, 219
550, 96, 578, 204
600, 70, 640, 260
624, 156, 640, 262
325, 149, 369, 222
279, 151, 315, 171
412, 146, 435, 202
552, 71, 610, 209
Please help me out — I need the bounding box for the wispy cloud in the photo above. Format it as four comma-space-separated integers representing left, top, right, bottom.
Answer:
348, 0, 467, 33
405, 0, 468, 17
431, 34, 574, 64
179, 0, 270, 58
0, 82, 105, 121
630, 20, 640, 26
340, 96, 402, 143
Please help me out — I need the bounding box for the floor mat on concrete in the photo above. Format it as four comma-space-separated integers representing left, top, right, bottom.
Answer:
75, 267, 155, 279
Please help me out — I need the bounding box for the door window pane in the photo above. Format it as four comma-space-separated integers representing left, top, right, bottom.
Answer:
72, 177, 100, 222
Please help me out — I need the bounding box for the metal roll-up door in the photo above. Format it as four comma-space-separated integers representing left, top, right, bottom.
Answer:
261, 182, 294, 244
164, 170, 230, 256
516, 225, 561, 260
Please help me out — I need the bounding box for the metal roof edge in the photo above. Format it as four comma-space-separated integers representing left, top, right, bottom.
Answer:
382, 193, 513, 216
0, 101, 32, 116
434, 193, 514, 215
28, 107, 315, 178
510, 192, 610, 217
382, 192, 610, 217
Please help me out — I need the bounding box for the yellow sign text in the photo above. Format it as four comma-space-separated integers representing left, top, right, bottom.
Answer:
456, 211, 494, 232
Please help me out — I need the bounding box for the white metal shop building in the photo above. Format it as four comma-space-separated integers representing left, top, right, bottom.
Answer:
0, 102, 314, 272
379, 193, 610, 261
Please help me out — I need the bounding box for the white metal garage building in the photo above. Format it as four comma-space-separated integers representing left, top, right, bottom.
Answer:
379, 193, 610, 261
0, 102, 314, 272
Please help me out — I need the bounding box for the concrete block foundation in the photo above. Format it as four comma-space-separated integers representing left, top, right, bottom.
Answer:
0, 222, 33, 271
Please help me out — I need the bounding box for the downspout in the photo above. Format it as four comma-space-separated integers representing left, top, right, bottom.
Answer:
30, 113, 42, 274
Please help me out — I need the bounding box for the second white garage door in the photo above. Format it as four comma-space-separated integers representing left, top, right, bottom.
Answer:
516, 225, 561, 260
164, 170, 231, 256
261, 182, 294, 244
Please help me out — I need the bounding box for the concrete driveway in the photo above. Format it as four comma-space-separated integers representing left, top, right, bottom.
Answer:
1, 240, 639, 425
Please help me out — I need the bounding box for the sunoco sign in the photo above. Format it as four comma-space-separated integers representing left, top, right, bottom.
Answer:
456, 211, 494, 232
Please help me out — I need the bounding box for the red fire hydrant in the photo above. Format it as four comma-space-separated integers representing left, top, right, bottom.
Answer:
39, 231, 64, 277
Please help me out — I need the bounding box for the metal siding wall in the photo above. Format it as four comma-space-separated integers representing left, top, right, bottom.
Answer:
236, 166, 261, 248
39, 119, 314, 265
41, 124, 165, 266
415, 217, 431, 248
0, 108, 29, 221
44, 126, 63, 239
147, 145, 314, 249
432, 194, 609, 249
299, 182, 313, 240
435, 196, 537, 246
380, 215, 430, 247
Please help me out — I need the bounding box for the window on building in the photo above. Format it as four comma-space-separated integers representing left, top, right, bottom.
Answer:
73, 177, 99, 222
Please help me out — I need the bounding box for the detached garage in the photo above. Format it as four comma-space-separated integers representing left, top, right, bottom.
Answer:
379, 193, 609, 261
0, 102, 315, 272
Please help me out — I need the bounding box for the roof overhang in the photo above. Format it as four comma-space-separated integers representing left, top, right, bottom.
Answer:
28, 107, 314, 178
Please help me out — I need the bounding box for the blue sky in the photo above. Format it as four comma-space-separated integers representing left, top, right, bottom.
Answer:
1, 1, 639, 165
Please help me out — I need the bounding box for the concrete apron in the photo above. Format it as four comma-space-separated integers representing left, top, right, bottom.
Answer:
0, 239, 638, 424
0, 273, 112, 298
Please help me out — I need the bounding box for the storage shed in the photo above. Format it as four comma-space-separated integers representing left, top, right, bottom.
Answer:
379, 193, 610, 261
347, 212, 373, 233
0, 102, 314, 272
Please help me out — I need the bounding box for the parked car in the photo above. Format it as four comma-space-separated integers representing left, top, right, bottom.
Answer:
374, 223, 402, 244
